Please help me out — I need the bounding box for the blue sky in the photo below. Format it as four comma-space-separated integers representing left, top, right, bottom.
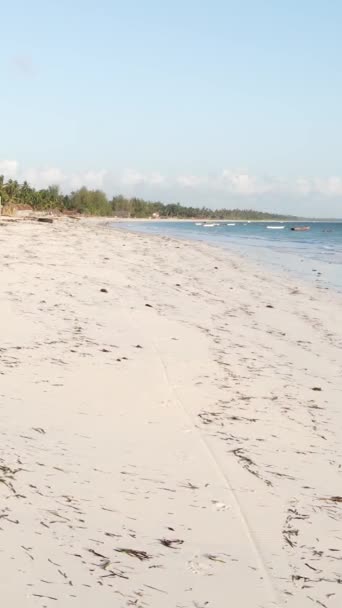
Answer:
1, 0, 342, 216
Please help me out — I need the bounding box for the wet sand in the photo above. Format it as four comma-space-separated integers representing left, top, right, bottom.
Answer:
0, 218, 341, 607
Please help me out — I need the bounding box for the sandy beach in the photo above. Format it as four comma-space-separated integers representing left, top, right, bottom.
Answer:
0, 217, 341, 608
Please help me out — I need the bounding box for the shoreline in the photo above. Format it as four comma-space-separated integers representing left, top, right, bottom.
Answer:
111, 217, 342, 223
112, 220, 342, 294
1, 217, 341, 607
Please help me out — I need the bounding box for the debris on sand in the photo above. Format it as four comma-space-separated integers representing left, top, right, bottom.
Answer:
204, 553, 226, 563
32, 427, 46, 434
320, 496, 342, 503
0, 463, 21, 494
159, 538, 184, 549
231, 448, 272, 486
180, 481, 199, 490
115, 548, 152, 561
87, 548, 108, 559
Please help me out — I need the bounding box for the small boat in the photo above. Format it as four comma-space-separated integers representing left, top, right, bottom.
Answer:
203, 223, 216, 228
291, 226, 311, 231
226, 223, 236, 226
195, 222, 202, 226
267, 225, 285, 230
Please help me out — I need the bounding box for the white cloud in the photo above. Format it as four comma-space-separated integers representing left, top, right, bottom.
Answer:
0, 160, 107, 191
181, 170, 286, 196
176, 175, 209, 187
294, 178, 312, 196
176, 170, 287, 196
221, 170, 264, 195
68, 170, 107, 191
176, 169, 342, 199
302, 177, 342, 196
122, 169, 165, 186
0, 160, 19, 179
22, 167, 66, 189
1, 160, 342, 216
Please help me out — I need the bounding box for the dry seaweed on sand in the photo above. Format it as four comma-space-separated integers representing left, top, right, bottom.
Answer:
282, 529, 299, 548
231, 448, 272, 486
115, 548, 152, 561
87, 549, 129, 579
319, 496, 342, 503
159, 538, 184, 548
180, 481, 199, 490
0, 463, 21, 494
204, 553, 226, 563
87, 548, 109, 559
99, 561, 129, 579
0, 463, 21, 477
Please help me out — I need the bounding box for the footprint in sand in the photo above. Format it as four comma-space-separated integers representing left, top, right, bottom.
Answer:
187, 556, 213, 575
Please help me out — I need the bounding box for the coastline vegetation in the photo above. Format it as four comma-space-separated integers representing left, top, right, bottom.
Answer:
0, 175, 295, 220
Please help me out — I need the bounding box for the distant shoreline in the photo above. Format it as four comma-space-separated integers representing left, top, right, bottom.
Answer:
7, 209, 342, 223
111, 217, 342, 223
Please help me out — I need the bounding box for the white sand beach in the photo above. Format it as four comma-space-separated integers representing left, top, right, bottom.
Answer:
0, 217, 341, 608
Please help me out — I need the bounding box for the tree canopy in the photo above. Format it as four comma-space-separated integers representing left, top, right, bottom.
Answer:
0, 175, 295, 220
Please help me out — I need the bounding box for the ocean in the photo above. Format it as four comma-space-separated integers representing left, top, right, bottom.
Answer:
115, 221, 342, 292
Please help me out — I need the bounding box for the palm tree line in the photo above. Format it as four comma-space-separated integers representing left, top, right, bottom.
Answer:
0, 175, 293, 220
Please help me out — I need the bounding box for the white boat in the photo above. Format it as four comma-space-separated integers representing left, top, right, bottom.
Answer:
195, 222, 202, 226
203, 223, 216, 227
226, 223, 236, 226
267, 225, 285, 230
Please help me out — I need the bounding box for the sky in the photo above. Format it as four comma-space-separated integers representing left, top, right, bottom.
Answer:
1, 0, 342, 217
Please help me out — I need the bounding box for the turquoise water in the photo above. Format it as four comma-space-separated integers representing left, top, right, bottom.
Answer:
115, 221, 342, 291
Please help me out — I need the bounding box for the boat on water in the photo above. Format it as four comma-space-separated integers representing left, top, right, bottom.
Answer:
226, 223, 236, 226
203, 223, 216, 228
267, 225, 285, 230
291, 226, 311, 231
195, 222, 202, 226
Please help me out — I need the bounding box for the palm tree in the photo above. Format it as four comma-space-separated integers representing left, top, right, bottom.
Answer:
4, 179, 20, 204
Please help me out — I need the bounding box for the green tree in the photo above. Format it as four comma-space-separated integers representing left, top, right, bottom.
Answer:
70, 187, 111, 215
0, 174, 297, 220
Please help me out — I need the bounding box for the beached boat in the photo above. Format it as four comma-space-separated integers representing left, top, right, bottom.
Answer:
267, 225, 285, 230
291, 226, 311, 231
